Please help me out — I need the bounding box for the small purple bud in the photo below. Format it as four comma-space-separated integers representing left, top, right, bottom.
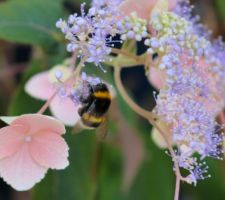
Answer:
55, 71, 63, 80
127, 31, 135, 39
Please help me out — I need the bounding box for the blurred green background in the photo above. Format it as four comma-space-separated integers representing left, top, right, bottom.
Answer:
0, 0, 225, 200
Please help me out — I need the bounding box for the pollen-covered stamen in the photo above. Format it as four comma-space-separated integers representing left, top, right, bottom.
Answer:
48, 65, 71, 84
92, 0, 123, 8
202, 132, 224, 160
70, 81, 90, 104
174, 0, 212, 39
81, 72, 101, 85
186, 162, 211, 186
70, 73, 102, 104
176, 154, 197, 170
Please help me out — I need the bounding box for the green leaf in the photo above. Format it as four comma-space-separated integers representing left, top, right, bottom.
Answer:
8, 85, 43, 115
95, 106, 174, 200
8, 60, 46, 115
0, 0, 64, 49
116, 94, 174, 200
96, 143, 123, 200
215, 0, 225, 19
126, 136, 174, 200
8, 60, 47, 116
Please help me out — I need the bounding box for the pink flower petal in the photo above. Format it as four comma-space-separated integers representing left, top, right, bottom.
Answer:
169, 0, 177, 10
30, 131, 69, 169
119, 0, 177, 20
119, 0, 157, 20
11, 114, 66, 135
0, 144, 48, 191
25, 71, 55, 100
0, 126, 24, 159
50, 96, 80, 126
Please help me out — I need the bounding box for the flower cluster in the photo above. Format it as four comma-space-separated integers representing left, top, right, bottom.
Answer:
145, 11, 209, 59
149, 1, 225, 184
70, 72, 101, 104
56, 2, 123, 65
92, 0, 123, 7
56, 0, 153, 65
119, 12, 148, 41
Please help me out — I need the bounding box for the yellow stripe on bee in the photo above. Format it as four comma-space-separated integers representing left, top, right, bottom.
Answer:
93, 91, 111, 99
83, 114, 105, 123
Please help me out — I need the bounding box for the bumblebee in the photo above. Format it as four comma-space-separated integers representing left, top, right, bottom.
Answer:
78, 81, 111, 128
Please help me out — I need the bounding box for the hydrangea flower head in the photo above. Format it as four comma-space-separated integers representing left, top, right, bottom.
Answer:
56, 2, 123, 65
144, 0, 225, 183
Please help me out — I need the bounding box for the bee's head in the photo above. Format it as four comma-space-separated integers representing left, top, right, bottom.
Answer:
70, 72, 102, 104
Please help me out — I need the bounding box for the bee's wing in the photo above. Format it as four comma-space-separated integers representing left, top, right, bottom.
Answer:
73, 119, 95, 134
96, 115, 108, 141
73, 121, 84, 134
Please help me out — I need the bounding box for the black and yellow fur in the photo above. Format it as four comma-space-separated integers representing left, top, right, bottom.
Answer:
78, 82, 111, 128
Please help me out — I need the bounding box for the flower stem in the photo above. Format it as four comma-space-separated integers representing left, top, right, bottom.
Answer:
69, 51, 78, 70
114, 66, 158, 120
111, 48, 143, 63
219, 111, 225, 130
37, 91, 57, 114
114, 65, 185, 199
37, 56, 85, 115
174, 176, 181, 200
74, 57, 86, 77
114, 66, 174, 157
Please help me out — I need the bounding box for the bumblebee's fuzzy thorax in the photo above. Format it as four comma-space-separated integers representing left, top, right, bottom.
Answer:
77, 81, 111, 128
